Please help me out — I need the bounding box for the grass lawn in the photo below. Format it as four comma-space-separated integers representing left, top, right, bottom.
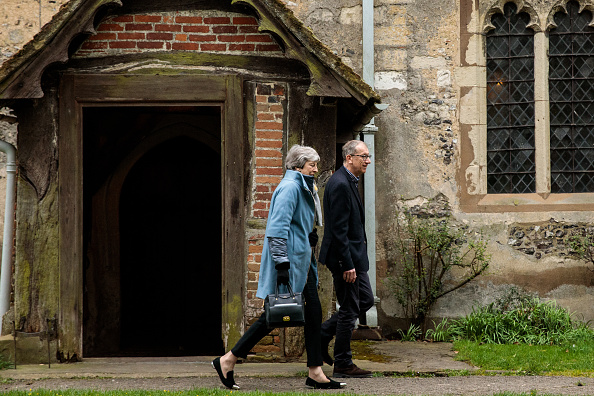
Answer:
454, 339, 594, 376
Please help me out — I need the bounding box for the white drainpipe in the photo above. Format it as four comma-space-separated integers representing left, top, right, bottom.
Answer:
362, 0, 374, 88
361, 0, 381, 327
0, 140, 16, 332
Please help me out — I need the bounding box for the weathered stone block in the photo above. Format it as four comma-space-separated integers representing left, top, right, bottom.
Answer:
376, 48, 407, 71
454, 66, 486, 89
377, 0, 414, 4
340, 5, 362, 24
375, 5, 407, 26
0, 334, 58, 365
375, 26, 410, 46
375, 71, 407, 90
410, 56, 447, 70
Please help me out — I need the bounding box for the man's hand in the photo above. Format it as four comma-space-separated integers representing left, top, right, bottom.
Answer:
343, 268, 356, 283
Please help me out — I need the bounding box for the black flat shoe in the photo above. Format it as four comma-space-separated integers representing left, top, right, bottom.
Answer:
305, 376, 346, 389
212, 357, 240, 390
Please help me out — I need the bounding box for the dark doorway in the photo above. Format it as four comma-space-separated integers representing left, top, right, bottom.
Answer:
119, 136, 222, 355
82, 106, 223, 357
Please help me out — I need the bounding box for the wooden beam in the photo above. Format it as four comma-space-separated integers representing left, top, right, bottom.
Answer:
233, 0, 351, 99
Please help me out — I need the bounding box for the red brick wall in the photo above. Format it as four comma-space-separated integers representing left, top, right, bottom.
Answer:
244, 83, 286, 358
252, 83, 285, 219
74, 11, 283, 58
243, 82, 287, 355
246, 83, 286, 318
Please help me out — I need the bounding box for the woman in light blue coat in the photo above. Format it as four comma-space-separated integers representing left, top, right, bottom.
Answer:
212, 145, 344, 390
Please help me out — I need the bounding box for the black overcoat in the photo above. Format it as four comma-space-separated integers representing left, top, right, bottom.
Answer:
318, 166, 369, 274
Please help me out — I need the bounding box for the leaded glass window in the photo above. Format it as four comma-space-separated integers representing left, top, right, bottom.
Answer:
549, 1, 594, 193
486, 3, 535, 194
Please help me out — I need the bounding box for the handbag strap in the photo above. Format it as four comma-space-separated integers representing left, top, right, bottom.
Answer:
275, 282, 295, 299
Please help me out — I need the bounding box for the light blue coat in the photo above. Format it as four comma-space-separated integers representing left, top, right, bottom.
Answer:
256, 170, 317, 299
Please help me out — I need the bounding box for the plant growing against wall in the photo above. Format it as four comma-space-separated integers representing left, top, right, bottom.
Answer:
397, 323, 421, 341
425, 318, 454, 342
569, 229, 594, 269
387, 209, 490, 336
449, 287, 594, 345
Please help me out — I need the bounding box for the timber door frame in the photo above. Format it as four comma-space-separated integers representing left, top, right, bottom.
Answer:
59, 74, 245, 358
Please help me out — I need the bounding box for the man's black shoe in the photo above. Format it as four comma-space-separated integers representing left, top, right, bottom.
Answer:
321, 337, 333, 366
333, 364, 372, 378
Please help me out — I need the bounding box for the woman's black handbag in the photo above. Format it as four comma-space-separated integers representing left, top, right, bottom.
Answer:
264, 283, 305, 328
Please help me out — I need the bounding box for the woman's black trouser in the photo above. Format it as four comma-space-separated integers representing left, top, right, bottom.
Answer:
231, 266, 323, 367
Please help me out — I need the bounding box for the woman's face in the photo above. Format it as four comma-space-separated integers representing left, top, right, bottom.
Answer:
297, 161, 318, 176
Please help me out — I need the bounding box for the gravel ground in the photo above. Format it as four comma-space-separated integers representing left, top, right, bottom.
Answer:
4, 375, 594, 395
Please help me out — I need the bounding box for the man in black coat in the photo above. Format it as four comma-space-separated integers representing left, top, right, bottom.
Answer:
319, 140, 374, 378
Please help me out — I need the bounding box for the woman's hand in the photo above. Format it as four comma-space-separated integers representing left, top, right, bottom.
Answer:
276, 262, 290, 285
276, 269, 289, 285
308, 229, 319, 247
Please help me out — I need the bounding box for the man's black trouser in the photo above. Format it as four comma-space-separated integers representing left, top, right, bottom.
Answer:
231, 266, 323, 367
320, 270, 374, 368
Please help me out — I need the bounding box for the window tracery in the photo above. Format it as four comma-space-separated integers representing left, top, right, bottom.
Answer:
548, 0, 594, 192
482, 0, 594, 195
486, 3, 536, 193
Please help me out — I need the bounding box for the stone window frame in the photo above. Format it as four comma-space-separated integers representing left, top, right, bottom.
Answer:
459, 0, 594, 212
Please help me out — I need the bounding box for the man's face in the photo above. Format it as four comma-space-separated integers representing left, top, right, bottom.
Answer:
346, 142, 371, 177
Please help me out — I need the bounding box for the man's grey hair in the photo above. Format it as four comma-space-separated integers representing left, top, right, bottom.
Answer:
286, 144, 320, 170
342, 140, 365, 161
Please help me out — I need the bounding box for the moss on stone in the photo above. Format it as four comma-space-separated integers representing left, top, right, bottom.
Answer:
247, 219, 267, 229
351, 340, 391, 363
14, 180, 60, 330
223, 293, 244, 349
287, 133, 300, 151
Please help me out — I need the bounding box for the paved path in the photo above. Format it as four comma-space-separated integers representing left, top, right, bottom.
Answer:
1, 341, 593, 395
1, 341, 473, 379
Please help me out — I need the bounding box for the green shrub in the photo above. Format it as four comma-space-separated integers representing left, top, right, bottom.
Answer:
397, 323, 421, 341
569, 231, 594, 268
449, 288, 594, 345
425, 318, 455, 342
386, 209, 490, 335
0, 353, 11, 370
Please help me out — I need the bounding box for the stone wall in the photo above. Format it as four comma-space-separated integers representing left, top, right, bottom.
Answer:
0, 0, 69, 65
284, 0, 594, 336
508, 220, 594, 260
